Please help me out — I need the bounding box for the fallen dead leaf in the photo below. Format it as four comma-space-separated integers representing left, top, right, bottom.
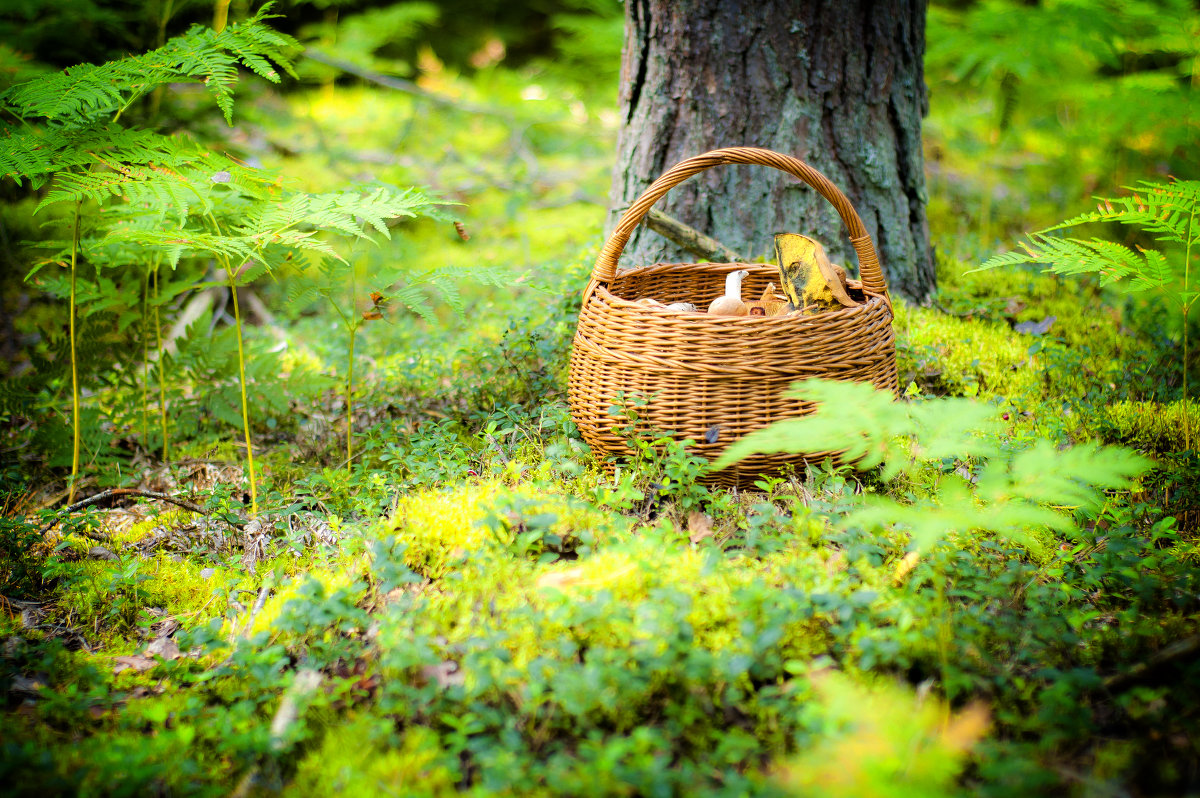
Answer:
893, 551, 921, 584
536, 566, 588, 590
145, 636, 180, 660
1003, 297, 1026, 317
941, 700, 991, 753
88, 546, 118, 561
823, 550, 845, 575
687, 511, 714, 544
150, 617, 179, 639
1014, 315, 1056, 336
9, 673, 46, 698
420, 661, 465, 689
113, 655, 158, 674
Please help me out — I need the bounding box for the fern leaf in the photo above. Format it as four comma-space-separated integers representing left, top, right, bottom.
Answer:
2, 61, 127, 121
988, 440, 1151, 512
977, 233, 1176, 293
104, 228, 255, 269
710, 379, 914, 476
1, 12, 298, 125
284, 283, 323, 312
390, 283, 439, 324
1042, 180, 1200, 247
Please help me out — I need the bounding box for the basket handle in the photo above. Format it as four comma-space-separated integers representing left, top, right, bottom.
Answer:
593, 147, 888, 296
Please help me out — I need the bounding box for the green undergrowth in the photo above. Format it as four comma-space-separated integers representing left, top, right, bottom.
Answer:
4, 3, 1200, 795
5, 453, 1197, 796
5, 248, 1200, 796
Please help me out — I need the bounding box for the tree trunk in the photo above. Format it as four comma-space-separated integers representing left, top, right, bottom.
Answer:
609, 0, 934, 302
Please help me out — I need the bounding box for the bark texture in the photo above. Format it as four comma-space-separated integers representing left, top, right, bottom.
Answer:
609, 0, 934, 302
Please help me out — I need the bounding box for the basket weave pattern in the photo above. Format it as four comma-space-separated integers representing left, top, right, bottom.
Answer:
568, 148, 899, 487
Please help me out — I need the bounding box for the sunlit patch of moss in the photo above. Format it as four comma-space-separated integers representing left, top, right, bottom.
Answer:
46, 552, 248, 649
380, 483, 496, 578
895, 301, 1041, 399
110, 509, 193, 546
383, 480, 620, 579
248, 561, 367, 638
1100, 399, 1200, 454
140, 553, 241, 614
924, 257, 1160, 406
382, 532, 858, 694
290, 715, 459, 796
772, 672, 989, 797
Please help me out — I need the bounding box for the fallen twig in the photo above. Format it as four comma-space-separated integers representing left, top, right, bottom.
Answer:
35, 488, 220, 539
303, 48, 508, 118
239, 580, 273, 640
1103, 634, 1200, 691
230, 668, 323, 798
644, 208, 747, 263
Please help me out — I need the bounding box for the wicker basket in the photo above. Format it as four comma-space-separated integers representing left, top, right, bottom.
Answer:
568, 147, 898, 488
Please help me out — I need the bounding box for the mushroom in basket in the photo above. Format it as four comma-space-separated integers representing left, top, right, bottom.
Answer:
774, 233, 858, 314
707, 269, 749, 316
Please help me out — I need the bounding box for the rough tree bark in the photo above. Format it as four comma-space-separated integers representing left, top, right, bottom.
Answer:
608, 0, 934, 302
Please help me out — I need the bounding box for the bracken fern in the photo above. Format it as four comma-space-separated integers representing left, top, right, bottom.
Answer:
2, 5, 299, 506
978, 179, 1200, 445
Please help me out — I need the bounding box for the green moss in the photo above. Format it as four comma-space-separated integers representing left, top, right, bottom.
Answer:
47, 552, 247, 647
895, 301, 1041, 398
897, 256, 1160, 424
379, 531, 857, 693
290, 715, 459, 796
1101, 399, 1200, 454
382, 480, 620, 579
773, 672, 986, 797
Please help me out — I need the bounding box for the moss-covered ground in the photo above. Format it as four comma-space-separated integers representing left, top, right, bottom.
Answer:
3, 5, 1199, 796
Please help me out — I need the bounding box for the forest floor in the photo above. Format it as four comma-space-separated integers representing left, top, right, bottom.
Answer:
3, 23, 1200, 798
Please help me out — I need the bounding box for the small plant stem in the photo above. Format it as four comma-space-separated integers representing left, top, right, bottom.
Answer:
935, 573, 954, 726
141, 272, 150, 447
1185, 203, 1196, 450
346, 324, 356, 468
346, 254, 358, 469
1185, 309, 1191, 450
200, 207, 259, 512
213, 0, 231, 33
152, 263, 168, 461
68, 201, 82, 503
227, 271, 258, 515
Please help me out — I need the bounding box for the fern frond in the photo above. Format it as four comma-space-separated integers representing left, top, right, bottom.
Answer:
2, 125, 242, 217
38, 164, 214, 217
412, 264, 511, 315
977, 233, 1176, 293
284, 283, 323, 312
2, 60, 127, 121
423, 276, 465, 315
1043, 180, 1200, 247
216, 7, 300, 82
255, 187, 438, 239
104, 228, 255, 269
711, 379, 916, 477
992, 440, 1152, 511
250, 230, 343, 262
2, 125, 191, 187
0, 12, 298, 125
389, 283, 439, 324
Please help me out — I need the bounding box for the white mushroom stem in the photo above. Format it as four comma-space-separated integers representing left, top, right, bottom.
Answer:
707, 269, 750, 316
